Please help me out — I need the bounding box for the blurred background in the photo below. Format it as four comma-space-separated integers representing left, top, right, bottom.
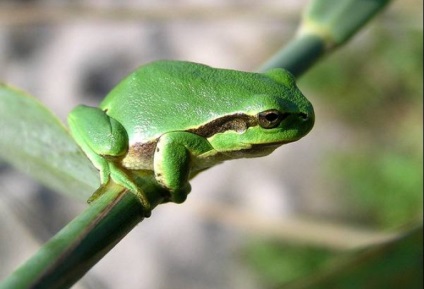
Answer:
0, 1, 422, 288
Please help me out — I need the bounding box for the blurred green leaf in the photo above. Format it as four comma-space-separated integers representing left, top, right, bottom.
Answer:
245, 242, 334, 286
330, 151, 423, 228
0, 84, 98, 200
282, 225, 423, 289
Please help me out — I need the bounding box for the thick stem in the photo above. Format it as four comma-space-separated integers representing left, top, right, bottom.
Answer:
0, 184, 148, 289
258, 34, 325, 77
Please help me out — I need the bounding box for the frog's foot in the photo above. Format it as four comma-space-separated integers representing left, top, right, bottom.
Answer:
88, 181, 152, 218
108, 163, 152, 217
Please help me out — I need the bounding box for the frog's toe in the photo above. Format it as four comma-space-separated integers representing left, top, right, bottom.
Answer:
172, 194, 187, 204
87, 183, 109, 204
170, 183, 191, 204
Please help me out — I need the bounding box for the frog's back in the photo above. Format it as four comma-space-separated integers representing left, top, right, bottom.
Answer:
100, 60, 294, 144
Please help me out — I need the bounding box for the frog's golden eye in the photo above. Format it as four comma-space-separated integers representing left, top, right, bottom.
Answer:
258, 109, 288, 129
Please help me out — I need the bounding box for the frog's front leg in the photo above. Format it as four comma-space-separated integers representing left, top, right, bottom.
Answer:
68, 105, 151, 214
154, 132, 214, 203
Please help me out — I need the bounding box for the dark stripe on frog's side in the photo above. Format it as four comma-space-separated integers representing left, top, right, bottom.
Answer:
187, 113, 257, 138
124, 140, 158, 169
124, 113, 257, 169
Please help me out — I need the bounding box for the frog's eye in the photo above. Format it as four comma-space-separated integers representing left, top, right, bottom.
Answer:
258, 109, 288, 129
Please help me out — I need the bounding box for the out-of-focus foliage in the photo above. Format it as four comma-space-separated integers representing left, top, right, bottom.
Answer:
245, 5, 422, 287
244, 241, 334, 286
305, 28, 423, 228
0, 85, 98, 200
283, 225, 423, 289
0, 0, 420, 288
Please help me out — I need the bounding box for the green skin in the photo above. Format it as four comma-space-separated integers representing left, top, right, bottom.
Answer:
68, 60, 315, 216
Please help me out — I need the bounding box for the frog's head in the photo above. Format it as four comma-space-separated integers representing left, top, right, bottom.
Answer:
208, 68, 315, 157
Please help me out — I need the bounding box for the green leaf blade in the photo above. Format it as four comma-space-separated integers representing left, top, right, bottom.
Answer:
0, 84, 98, 200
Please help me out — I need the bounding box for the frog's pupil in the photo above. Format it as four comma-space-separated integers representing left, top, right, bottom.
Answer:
265, 113, 279, 122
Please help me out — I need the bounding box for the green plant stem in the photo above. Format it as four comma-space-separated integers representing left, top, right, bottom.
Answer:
259, 0, 391, 77
258, 34, 325, 77
0, 184, 151, 289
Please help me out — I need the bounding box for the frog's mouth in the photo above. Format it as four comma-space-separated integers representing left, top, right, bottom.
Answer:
250, 138, 300, 148
227, 141, 293, 158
